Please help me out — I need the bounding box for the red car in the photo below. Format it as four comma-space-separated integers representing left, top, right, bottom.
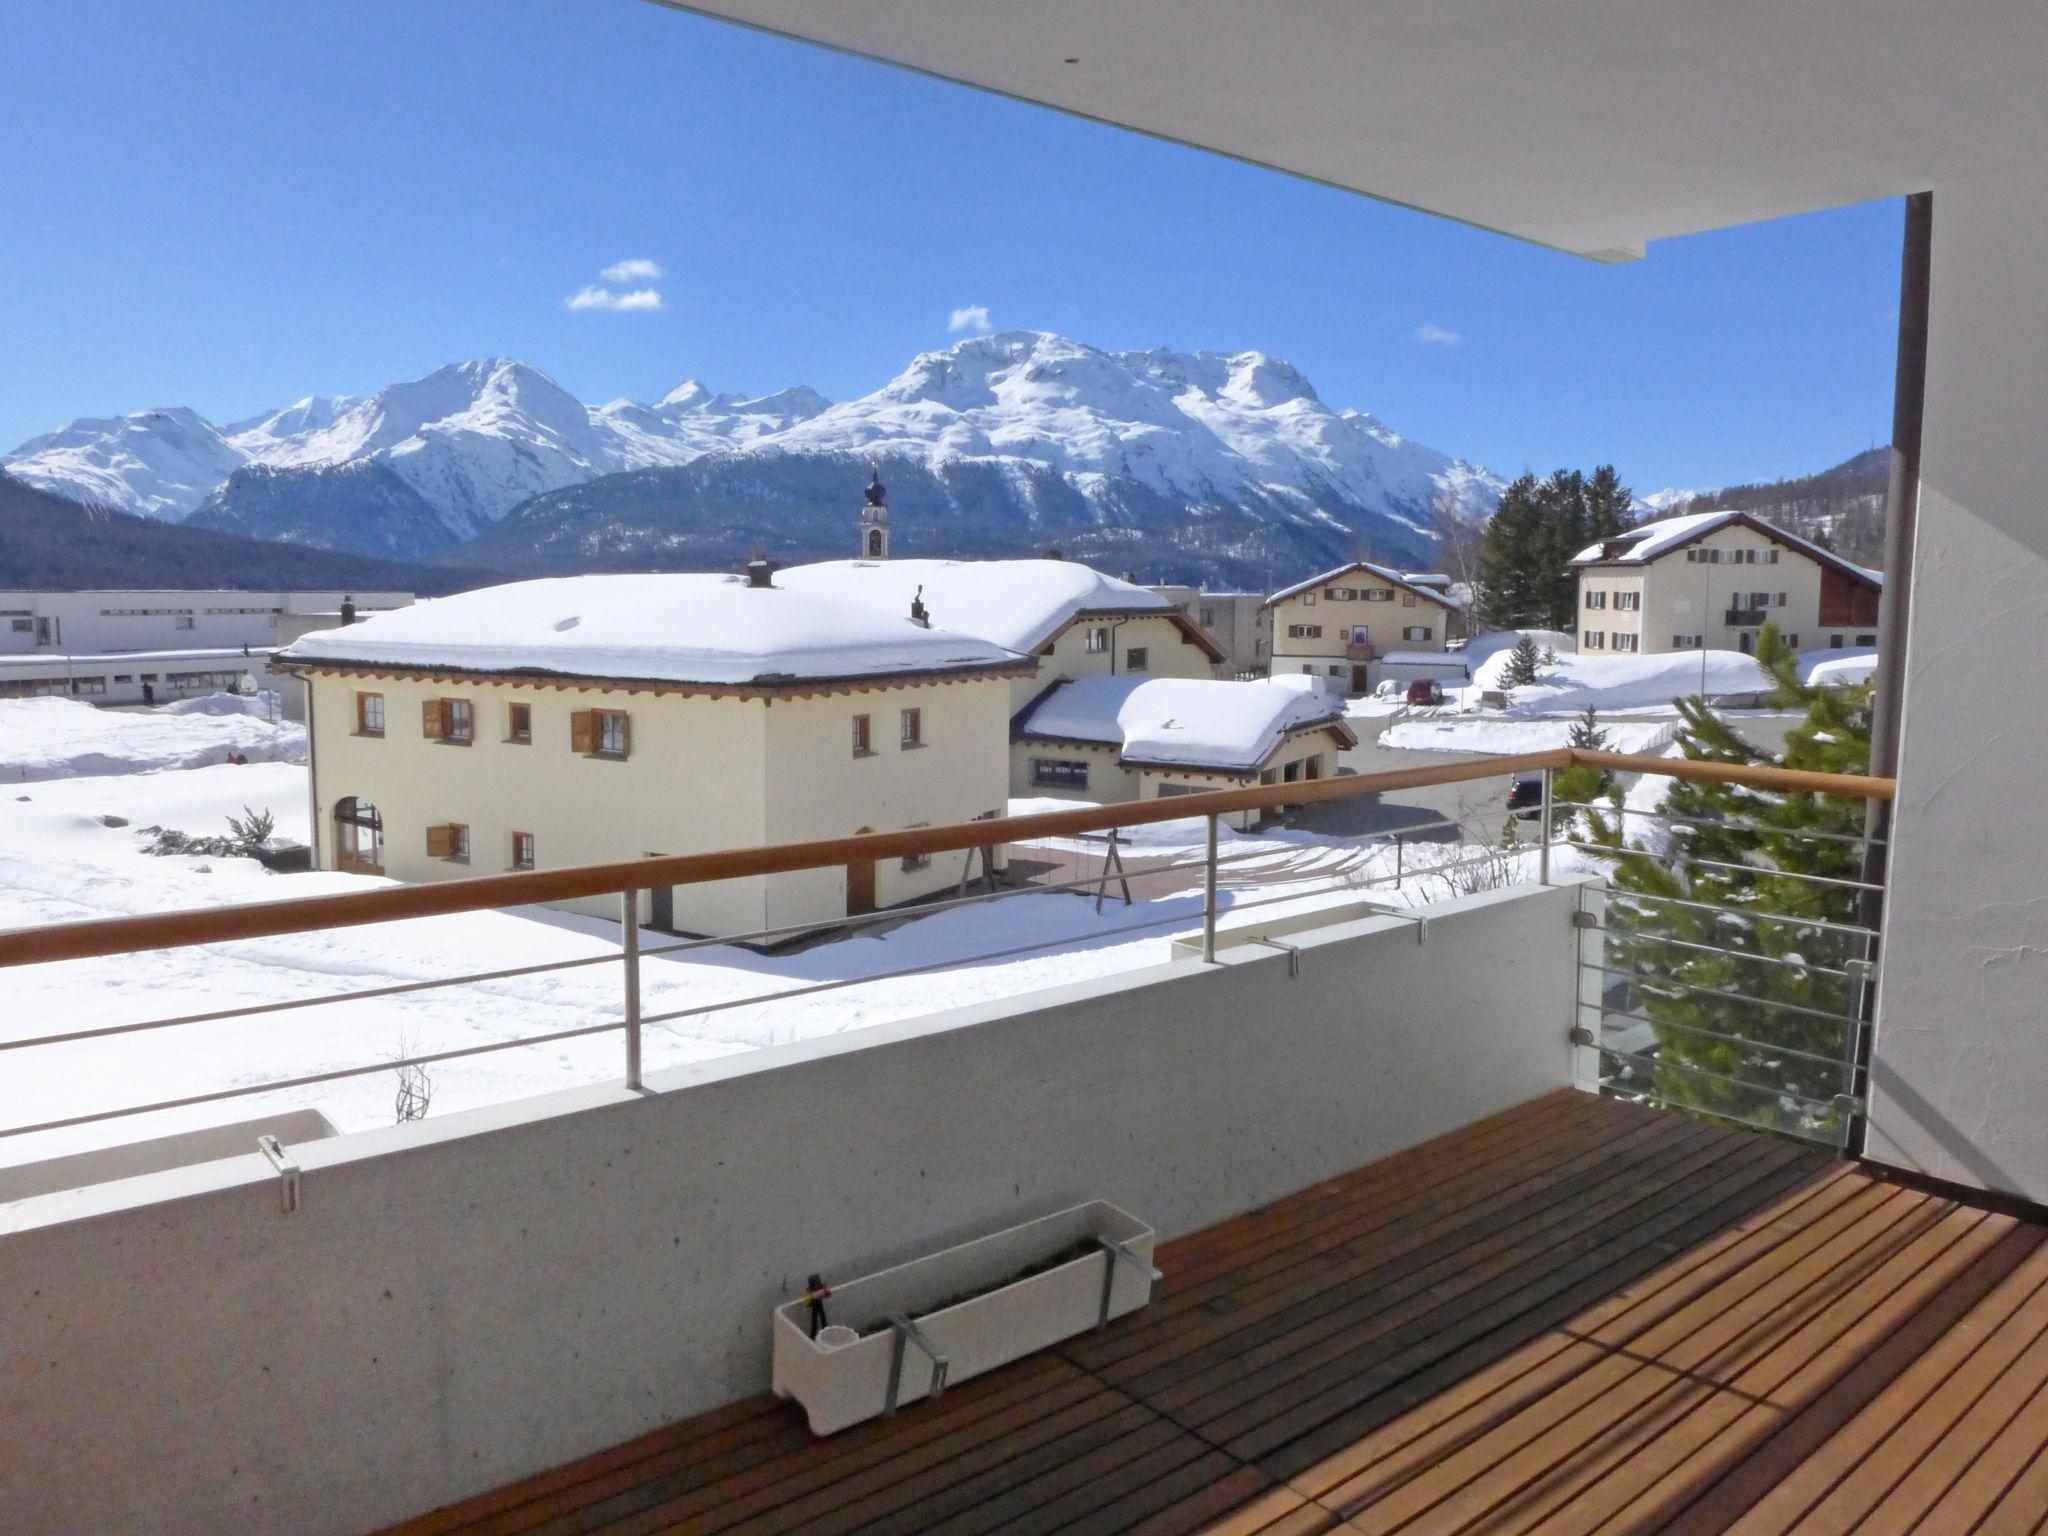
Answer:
1405, 679, 1445, 705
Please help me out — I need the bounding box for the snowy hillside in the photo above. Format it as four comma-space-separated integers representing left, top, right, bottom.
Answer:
5, 335, 1501, 574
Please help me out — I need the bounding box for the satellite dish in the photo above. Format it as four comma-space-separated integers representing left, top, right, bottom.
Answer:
238, 673, 260, 696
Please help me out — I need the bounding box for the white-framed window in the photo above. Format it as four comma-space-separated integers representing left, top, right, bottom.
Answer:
1584, 631, 1605, 649
1364, 588, 1394, 602
355, 692, 384, 736
1673, 633, 1704, 648
899, 708, 922, 748
598, 710, 629, 756
1613, 591, 1640, 611
1287, 624, 1323, 639
1402, 626, 1430, 642
510, 831, 535, 870
1612, 633, 1640, 653
1084, 626, 1110, 653
506, 702, 532, 743
1585, 591, 1606, 609
1303, 591, 1316, 605
851, 713, 872, 756
1327, 586, 1354, 601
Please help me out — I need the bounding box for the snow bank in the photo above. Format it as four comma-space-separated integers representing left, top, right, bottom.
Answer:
0, 697, 306, 782
162, 690, 279, 717
277, 574, 1024, 686
1379, 717, 1675, 756
1799, 647, 1878, 687
1018, 675, 1352, 771
1463, 629, 1577, 664
1465, 645, 1772, 712
777, 558, 1179, 654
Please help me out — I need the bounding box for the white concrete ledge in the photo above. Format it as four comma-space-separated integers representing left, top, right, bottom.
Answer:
0, 881, 1580, 1536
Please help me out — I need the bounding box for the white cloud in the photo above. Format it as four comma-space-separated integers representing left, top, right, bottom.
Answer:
567, 284, 664, 313
948, 304, 992, 334
601, 257, 665, 284
1415, 322, 1462, 348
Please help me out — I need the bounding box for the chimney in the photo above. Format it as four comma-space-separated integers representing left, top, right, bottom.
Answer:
910, 584, 929, 628
340, 595, 357, 625
746, 557, 774, 589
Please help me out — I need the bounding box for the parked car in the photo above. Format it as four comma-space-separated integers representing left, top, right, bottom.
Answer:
1506, 775, 1545, 820
1405, 678, 1445, 706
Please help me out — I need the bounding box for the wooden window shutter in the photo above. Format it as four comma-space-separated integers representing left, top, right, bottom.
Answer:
615, 712, 631, 758
425, 823, 453, 857
421, 699, 443, 739
570, 709, 594, 753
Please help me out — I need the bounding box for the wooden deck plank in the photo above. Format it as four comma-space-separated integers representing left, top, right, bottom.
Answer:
1312, 1174, 1911, 1531
1076, 1093, 1633, 1377
1331, 1183, 1953, 1535
1291, 1162, 1869, 1516
371, 1096, 2048, 1536
1737, 1230, 2048, 1536
1505, 1204, 2020, 1536
1250, 1138, 1827, 1483
1109, 1112, 1711, 1407
1206, 1128, 1805, 1461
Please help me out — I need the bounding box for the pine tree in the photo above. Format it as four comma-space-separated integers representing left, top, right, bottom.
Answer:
1589, 620, 1871, 1137
1500, 633, 1544, 688
1551, 708, 1615, 834
1474, 474, 1546, 630
1583, 465, 1634, 542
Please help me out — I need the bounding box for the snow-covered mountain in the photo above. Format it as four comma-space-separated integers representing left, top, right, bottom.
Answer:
1, 359, 836, 541
4, 334, 1503, 578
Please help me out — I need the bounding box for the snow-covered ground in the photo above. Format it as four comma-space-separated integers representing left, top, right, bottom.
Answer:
1379, 717, 1676, 756
1460, 644, 1773, 713
0, 695, 305, 782
1, 757, 1530, 1170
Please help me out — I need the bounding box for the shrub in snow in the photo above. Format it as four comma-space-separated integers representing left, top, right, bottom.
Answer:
1499, 635, 1544, 689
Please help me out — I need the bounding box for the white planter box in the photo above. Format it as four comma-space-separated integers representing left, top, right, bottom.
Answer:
771, 1201, 1157, 1435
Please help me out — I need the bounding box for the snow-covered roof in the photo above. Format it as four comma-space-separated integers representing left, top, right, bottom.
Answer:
1798, 647, 1879, 687
275, 574, 1027, 688
1375, 649, 1470, 668
1571, 509, 1884, 584
776, 558, 1217, 656
1263, 561, 1463, 610
1016, 675, 1355, 773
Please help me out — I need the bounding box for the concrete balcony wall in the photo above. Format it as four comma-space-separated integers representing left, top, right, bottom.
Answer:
0, 882, 1581, 1536
1868, 161, 2048, 1203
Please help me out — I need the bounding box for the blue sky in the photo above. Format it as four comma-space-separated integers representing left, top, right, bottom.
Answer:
2, 0, 1902, 494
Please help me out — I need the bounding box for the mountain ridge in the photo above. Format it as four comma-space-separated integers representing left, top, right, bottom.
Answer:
4, 333, 1504, 584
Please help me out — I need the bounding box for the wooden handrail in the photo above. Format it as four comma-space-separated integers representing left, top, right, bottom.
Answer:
0, 748, 1893, 970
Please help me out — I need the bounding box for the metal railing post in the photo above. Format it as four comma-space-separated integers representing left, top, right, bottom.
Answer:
622, 888, 643, 1090
1538, 768, 1554, 885
1202, 814, 1220, 963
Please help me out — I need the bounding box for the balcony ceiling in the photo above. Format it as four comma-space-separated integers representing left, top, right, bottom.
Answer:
655, 0, 2048, 259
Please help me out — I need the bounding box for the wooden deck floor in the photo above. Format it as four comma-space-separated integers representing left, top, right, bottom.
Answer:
386, 1091, 2048, 1536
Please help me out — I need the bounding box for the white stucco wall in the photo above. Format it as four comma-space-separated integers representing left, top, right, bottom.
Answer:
0, 882, 1579, 1536
1865, 166, 2048, 1201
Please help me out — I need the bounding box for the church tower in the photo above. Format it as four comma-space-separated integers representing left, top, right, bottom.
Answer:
858, 462, 890, 560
